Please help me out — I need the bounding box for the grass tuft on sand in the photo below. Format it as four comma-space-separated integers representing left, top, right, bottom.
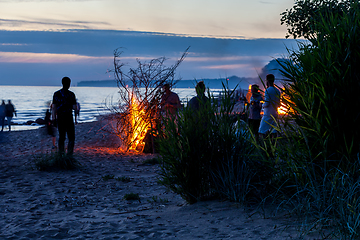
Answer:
34, 152, 80, 171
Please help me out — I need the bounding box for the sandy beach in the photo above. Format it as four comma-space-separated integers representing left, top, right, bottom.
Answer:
0, 121, 316, 239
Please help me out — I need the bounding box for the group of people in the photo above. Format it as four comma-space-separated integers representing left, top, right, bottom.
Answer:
160, 74, 281, 140
4, 74, 276, 156
160, 81, 208, 115
0, 100, 16, 132
0, 77, 80, 157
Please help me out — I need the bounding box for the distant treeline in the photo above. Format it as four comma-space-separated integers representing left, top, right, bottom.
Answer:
77, 80, 118, 87
77, 76, 260, 90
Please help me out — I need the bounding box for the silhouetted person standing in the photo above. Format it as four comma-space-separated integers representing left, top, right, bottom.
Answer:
74, 100, 80, 124
188, 81, 209, 111
160, 83, 181, 116
259, 74, 281, 137
0, 100, 5, 132
188, 81, 211, 129
5, 100, 16, 131
247, 84, 263, 141
52, 77, 77, 155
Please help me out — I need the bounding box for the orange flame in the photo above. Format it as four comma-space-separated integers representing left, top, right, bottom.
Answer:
128, 95, 149, 152
277, 92, 294, 115
277, 104, 287, 115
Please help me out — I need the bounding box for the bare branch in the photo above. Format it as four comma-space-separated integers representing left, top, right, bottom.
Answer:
106, 47, 189, 151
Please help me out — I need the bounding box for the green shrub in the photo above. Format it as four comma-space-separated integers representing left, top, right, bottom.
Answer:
115, 176, 131, 182
279, 3, 360, 166
157, 84, 257, 204
140, 157, 159, 165
208, 104, 259, 204
157, 91, 214, 204
123, 193, 140, 201
264, 3, 360, 238
147, 196, 169, 203
102, 174, 115, 181
277, 150, 360, 239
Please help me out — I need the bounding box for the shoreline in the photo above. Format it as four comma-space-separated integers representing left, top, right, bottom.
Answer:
1, 120, 98, 132
0, 120, 315, 239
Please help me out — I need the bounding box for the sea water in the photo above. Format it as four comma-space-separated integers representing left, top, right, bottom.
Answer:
0, 85, 211, 131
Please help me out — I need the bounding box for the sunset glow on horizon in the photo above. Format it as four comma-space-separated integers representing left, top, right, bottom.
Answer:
0, 0, 299, 86
0, 0, 294, 39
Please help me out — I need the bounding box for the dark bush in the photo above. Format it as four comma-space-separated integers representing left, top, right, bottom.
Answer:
157, 85, 258, 204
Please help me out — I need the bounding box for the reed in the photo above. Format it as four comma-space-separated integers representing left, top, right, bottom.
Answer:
157, 83, 259, 204
157, 3, 360, 237
157, 87, 215, 204
258, 3, 360, 238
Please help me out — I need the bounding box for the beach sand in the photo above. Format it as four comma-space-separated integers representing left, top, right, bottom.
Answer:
0, 121, 315, 239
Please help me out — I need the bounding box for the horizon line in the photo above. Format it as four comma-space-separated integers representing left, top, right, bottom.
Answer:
0, 28, 298, 41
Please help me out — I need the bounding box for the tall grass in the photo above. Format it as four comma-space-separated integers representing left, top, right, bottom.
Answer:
256, 123, 360, 238
157, 3, 360, 238
208, 92, 257, 204
262, 2, 360, 238
157, 84, 258, 204
279, 4, 360, 165
157, 89, 215, 204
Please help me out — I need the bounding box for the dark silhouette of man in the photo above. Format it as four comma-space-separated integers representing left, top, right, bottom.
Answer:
52, 77, 77, 155
5, 100, 16, 131
187, 81, 211, 129
160, 83, 181, 116
188, 81, 209, 111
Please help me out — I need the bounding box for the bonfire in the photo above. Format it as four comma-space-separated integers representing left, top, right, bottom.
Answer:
106, 47, 189, 152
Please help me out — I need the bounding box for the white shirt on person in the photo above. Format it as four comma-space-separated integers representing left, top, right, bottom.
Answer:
259, 86, 281, 134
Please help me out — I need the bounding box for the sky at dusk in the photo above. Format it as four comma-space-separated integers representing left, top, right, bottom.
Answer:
0, 0, 300, 86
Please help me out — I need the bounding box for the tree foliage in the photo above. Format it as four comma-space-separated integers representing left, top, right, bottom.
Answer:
253, 3, 360, 237
279, 1, 360, 163
280, 0, 358, 39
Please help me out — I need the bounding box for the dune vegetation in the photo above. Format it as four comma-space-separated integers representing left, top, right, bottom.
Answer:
157, 1, 360, 238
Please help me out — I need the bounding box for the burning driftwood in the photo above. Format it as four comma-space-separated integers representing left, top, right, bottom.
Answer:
107, 47, 188, 152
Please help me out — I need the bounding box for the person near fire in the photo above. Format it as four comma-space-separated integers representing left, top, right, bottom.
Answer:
247, 84, 263, 141
160, 83, 181, 116
258, 74, 281, 137
188, 81, 209, 111
188, 81, 211, 132
52, 76, 78, 156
